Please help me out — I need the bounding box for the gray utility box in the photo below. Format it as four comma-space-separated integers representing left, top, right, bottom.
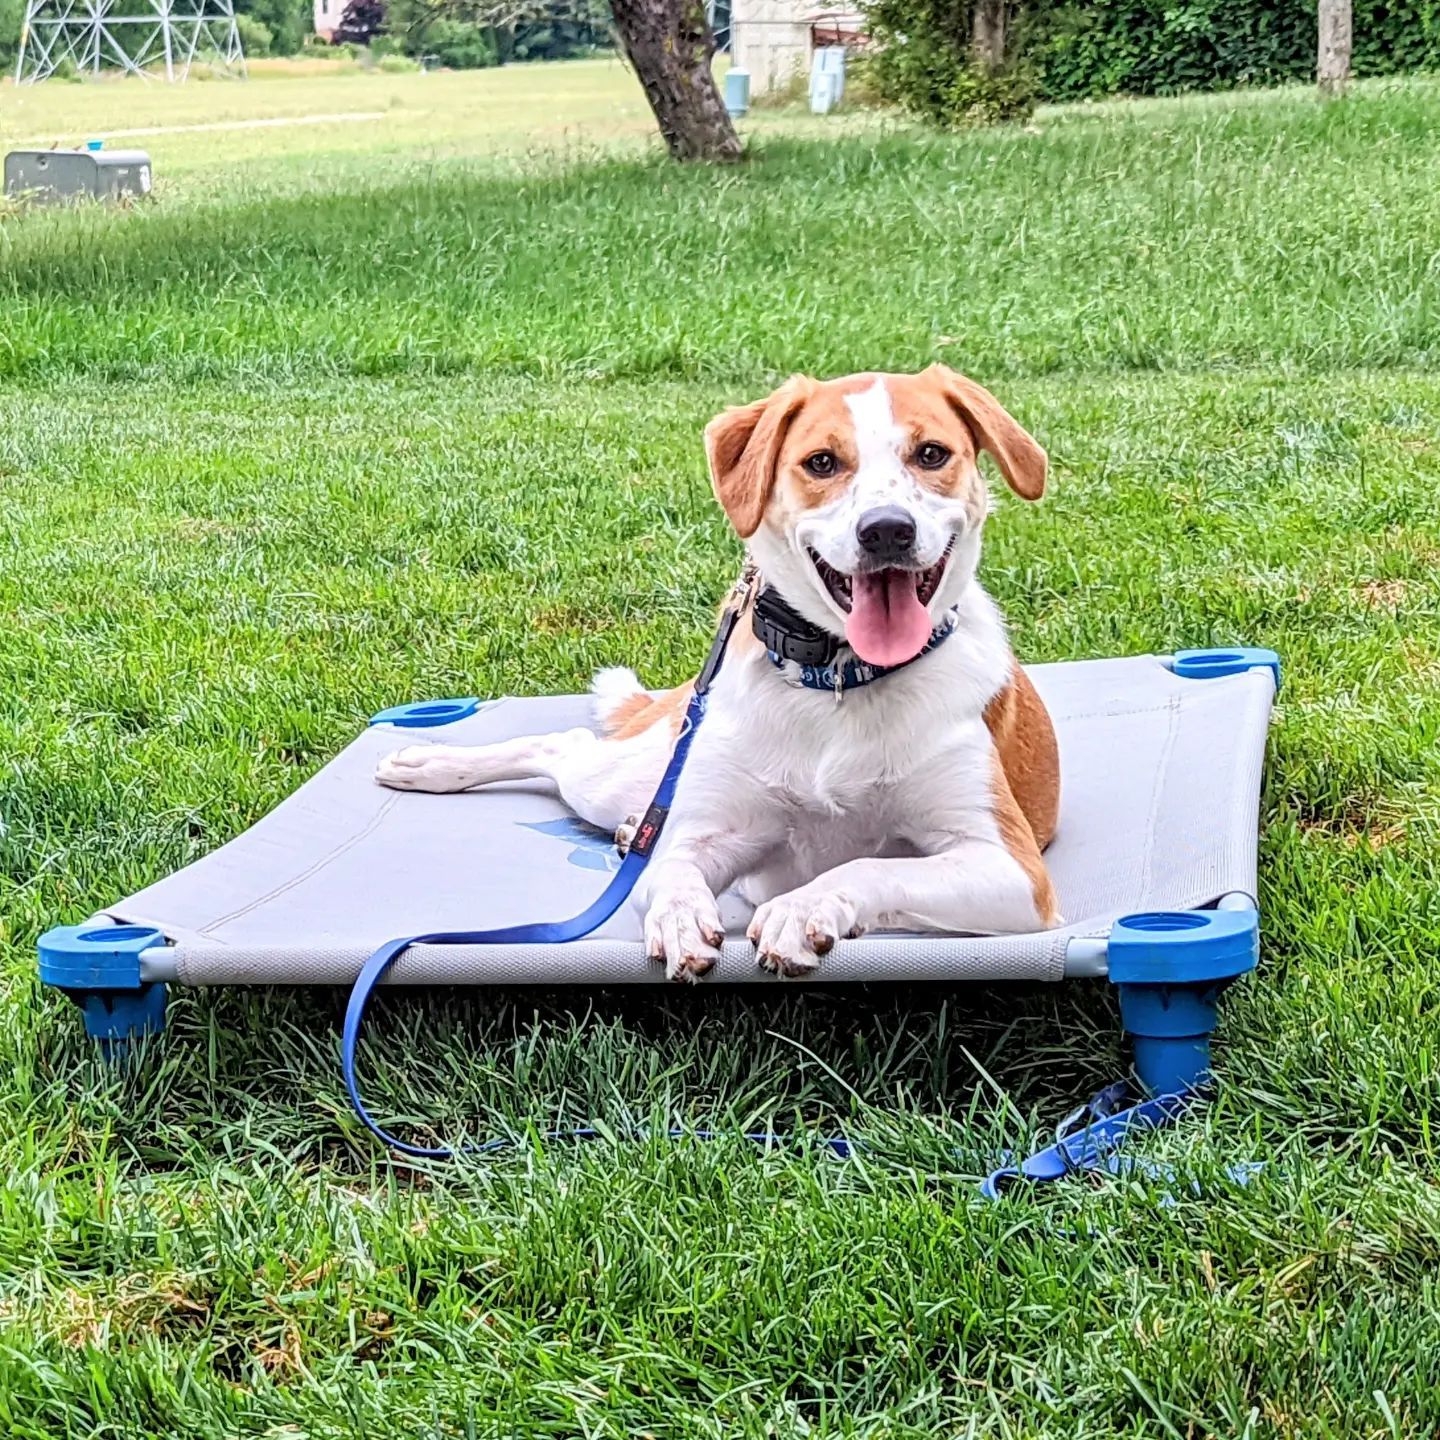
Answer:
4, 149, 152, 205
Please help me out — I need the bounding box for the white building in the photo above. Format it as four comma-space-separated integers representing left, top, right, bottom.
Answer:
730, 1, 865, 95
313, 0, 339, 42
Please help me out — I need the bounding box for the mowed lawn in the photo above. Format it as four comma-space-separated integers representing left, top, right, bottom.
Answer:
0, 58, 663, 195
2, 66, 1440, 1437
0, 56, 840, 202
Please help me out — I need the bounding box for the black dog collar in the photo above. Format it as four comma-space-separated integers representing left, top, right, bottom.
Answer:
751, 586, 841, 667
751, 582, 961, 693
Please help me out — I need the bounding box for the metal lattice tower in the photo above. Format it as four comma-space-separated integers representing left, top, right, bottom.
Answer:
15, 0, 247, 84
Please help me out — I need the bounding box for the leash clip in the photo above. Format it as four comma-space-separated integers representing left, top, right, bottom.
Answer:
729, 559, 760, 614
697, 563, 761, 697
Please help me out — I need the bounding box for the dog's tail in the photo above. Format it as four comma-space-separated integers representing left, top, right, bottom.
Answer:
591, 666, 651, 735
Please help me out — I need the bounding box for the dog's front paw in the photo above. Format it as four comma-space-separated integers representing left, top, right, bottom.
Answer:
748, 889, 861, 978
644, 888, 725, 984
375, 746, 473, 793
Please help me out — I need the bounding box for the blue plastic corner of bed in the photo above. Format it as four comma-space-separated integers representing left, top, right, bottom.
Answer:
38, 923, 168, 1046
1172, 646, 1281, 691
369, 698, 482, 728
1109, 906, 1259, 1097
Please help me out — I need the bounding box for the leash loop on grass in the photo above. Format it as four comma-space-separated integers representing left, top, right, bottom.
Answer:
979, 1082, 1207, 1199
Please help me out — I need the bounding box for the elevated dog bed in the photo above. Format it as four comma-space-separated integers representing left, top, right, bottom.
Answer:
41, 648, 1275, 1016
38, 645, 1278, 1179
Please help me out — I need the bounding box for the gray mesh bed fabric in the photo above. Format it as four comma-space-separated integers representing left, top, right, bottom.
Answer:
106, 655, 1274, 987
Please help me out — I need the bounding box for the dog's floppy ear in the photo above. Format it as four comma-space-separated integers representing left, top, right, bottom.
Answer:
926, 363, 1047, 501
704, 375, 814, 538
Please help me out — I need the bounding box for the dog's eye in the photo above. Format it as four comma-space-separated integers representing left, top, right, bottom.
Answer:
802, 451, 840, 479
915, 442, 951, 470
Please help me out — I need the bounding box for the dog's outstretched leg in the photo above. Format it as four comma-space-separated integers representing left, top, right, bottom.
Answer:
376, 721, 670, 837
376, 730, 598, 796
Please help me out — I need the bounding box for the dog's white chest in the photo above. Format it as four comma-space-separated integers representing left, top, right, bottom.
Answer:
701, 655, 1000, 858
715, 703, 995, 903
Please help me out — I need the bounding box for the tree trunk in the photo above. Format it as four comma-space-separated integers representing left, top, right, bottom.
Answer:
1317, 0, 1352, 98
971, 0, 1005, 73
610, 0, 742, 162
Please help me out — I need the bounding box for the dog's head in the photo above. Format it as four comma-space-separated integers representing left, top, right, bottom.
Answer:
705, 366, 1047, 667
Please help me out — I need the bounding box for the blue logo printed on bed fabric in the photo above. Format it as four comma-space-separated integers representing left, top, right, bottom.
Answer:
517, 817, 622, 873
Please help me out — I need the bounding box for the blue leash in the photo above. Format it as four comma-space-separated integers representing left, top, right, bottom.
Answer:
343, 570, 1218, 1186
343, 574, 755, 1159
982, 1080, 1263, 1202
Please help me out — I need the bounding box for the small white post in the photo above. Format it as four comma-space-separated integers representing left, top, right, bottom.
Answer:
1318, 0, 1352, 98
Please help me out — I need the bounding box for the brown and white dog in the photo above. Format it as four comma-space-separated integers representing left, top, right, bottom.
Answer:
376, 365, 1060, 981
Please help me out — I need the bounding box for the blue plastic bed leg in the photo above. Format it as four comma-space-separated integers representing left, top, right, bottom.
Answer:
1108, 903, 1259, 1094
37, 924, 168, 1050
981, 899, 1259, 1198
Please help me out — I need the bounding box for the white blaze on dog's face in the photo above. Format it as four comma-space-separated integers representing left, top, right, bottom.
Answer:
705, 366, 1047, 667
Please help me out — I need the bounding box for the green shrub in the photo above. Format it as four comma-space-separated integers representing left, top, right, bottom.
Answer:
235, 13, 274, 56
0, 0, 21, 71
1028, 0, 1440, 102
419, 18, 499, 69
840, 50, 891, 108
377, 51, 420, 70
861, 0, 1440, 115
236, 0, 311, 54
512, 16, 610, 60
863, 0, 1037, 127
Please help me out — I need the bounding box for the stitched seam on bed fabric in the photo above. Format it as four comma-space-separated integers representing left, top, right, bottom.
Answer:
1136, 694, 1182, 910
198, 792, 404, 936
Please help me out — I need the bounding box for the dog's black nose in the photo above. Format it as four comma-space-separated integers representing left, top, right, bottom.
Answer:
856, 506, 917, 563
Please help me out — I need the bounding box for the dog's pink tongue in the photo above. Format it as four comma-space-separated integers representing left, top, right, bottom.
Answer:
845, 569, 932, 667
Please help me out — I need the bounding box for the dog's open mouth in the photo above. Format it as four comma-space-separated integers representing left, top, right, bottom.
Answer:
809, 540, 953, 614
809, 541, 954, 668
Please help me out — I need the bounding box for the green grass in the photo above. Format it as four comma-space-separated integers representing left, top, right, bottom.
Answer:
3, 78, 1440, 381
3, 69, 1440, 1437
0, 59, 663, 193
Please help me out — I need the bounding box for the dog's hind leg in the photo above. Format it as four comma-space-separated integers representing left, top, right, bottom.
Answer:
376, 730, 595, 797
376, 724, 668, 835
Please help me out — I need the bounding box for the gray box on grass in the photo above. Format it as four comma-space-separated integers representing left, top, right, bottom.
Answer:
4, 148, 152, 204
